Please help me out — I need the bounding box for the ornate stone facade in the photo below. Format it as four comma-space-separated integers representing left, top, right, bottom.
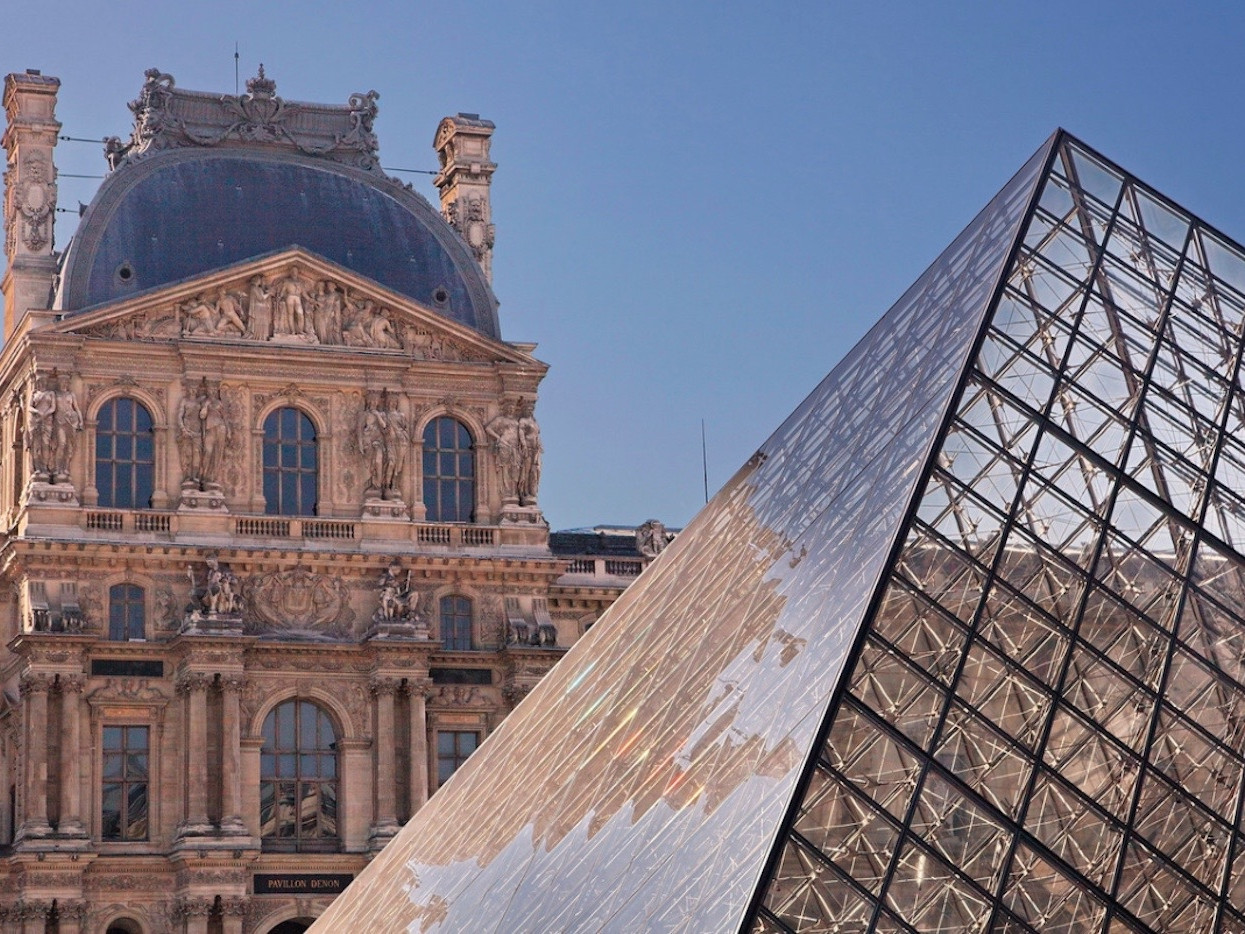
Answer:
0, 70, 655, 934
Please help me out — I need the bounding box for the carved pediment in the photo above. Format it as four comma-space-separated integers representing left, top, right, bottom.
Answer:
57, 249, 534, 366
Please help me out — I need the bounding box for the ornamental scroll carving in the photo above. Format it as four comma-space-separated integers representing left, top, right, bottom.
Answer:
105, 66, 382, 173
9, 152, 57, 253
245, 566, 349, 633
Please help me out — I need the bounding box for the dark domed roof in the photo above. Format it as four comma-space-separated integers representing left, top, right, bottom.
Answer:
56, 148, 500, 338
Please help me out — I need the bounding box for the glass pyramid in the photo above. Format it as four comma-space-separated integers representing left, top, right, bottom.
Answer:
313, 131, 1245, 933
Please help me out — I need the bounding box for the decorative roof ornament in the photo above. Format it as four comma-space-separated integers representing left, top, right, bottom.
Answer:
102, 66, 383, 173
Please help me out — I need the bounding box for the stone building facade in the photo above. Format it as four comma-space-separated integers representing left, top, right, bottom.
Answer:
0, 69, 659, 933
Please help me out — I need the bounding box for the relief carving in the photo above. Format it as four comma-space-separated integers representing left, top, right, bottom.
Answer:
184, 553, 244, 628
245, 566, 349, 633
12, 152, 57, 253
182, 287, 247, 337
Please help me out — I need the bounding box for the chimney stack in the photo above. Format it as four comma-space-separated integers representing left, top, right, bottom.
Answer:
2, 70, 60, 338
433, 114, 496, 283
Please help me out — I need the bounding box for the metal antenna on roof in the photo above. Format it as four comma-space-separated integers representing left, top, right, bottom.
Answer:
234, 43, 239, 95
701, 419, 710, 504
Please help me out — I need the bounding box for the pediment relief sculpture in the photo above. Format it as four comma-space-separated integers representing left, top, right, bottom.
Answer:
72, 261, 495, 362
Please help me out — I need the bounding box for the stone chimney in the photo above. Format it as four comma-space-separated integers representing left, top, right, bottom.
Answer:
433, 113, 496, 283
2, 70, 60, 338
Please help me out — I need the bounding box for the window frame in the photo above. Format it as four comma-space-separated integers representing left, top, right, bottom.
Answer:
263, 406, 319, 517
95, 396, 156, 509
436, 729, 479, 787
100, 724, 150, 842
259, 699, 340, 852
422, 416, 476, 523
440, 594, 474, 651
108, 583, 145, 641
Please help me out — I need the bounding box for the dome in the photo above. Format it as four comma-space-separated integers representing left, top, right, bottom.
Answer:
55, 147, 500, 338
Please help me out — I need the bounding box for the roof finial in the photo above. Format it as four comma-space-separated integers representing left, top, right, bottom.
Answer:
245, 63, 276, 98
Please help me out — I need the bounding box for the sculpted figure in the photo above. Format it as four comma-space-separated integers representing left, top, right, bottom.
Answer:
182, 296, 218, 336
192, 554, 242, 616
375, 562, 412, 622
636, 519, 673, 558
342, 297, 374, 346
313, 281, 343, 345
358, 390, 388, 496
486, 402, 522, 504
517, 403, 542, 507
274, 272, 311, 338
382, 393, 410, 494
214, 288, 247, 335
27, 377, 57, 481
52, 375, 84, 482
369, 308, 401, 349
178, 379, 229, 490
246, 275, 272, 340
176, 384, 204, 486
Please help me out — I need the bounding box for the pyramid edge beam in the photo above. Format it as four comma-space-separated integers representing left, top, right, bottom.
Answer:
735, 129, 1067, 934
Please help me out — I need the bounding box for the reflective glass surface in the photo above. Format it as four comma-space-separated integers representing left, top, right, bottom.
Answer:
313, 135, 1055, 932
753, 136, 1245, 933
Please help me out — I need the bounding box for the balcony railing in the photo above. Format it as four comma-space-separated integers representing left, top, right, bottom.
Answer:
561, 557, 646, 580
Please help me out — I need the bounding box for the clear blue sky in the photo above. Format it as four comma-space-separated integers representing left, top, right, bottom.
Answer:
5, 1, 1245, 530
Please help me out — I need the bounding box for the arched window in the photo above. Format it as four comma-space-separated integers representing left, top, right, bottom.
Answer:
260, 700, 338, 851
109, 583, 145, 641
441, 595, 473, 650
263, 408, 317, 516
96, 398, 155, 508
423, 417, 474, 522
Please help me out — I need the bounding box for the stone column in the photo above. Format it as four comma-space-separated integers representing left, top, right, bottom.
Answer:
220, 675, 246, 834
55, 901, 88, 934
369, 676, 400, 846
408, 678, 432, 814
177, 672, 213, 836
18, 672, 51, 839
221, 896, 248, 934
17, 901, 50, 934
177, 899, 213, 934
57, 674, 86, 836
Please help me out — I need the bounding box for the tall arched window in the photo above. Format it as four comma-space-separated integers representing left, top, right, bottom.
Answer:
109, 583, 145, 641
441, 595, 473, 650
260, 700, 338, 851
423, 417, 474, 522
263, 408, 318, 516
96, 398, 155, 508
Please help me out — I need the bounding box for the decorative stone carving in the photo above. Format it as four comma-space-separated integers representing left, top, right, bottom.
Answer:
106, 66, 383, 172
359, 388, 409, 501
636, 519, 674, 558
366, 563, 430, 640
245, 566, 349, 633
181, 287, 247, 337
86, 679, 166, 704
487, 401, 522, 506
177, 378, 231, 501
183, 553, 243, 630
433, 685, 486, 706
11, 152, 56, 253
27, 370, 82, 485
517, 401, 542, 507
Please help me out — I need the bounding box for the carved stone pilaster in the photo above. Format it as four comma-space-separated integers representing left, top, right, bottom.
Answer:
2, 70, 60, 336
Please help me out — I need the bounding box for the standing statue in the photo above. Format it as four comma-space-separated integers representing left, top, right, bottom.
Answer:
178, 379, 230, 491
51, 374, 84, 483
516, 402, 542, 507
246, 275, 272, 340
176, 384, 204, 486
274, 271, 311, 339
486, 402, 522, 504
382, 392, 410, 496
358, 388, 408, 499
359, 390, 388, 496
636, 519, 674, 558
27, 375, 58, 482
313, 281, 343, 345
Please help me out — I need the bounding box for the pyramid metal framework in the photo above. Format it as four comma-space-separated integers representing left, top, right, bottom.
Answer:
311, 131, 1245, 933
